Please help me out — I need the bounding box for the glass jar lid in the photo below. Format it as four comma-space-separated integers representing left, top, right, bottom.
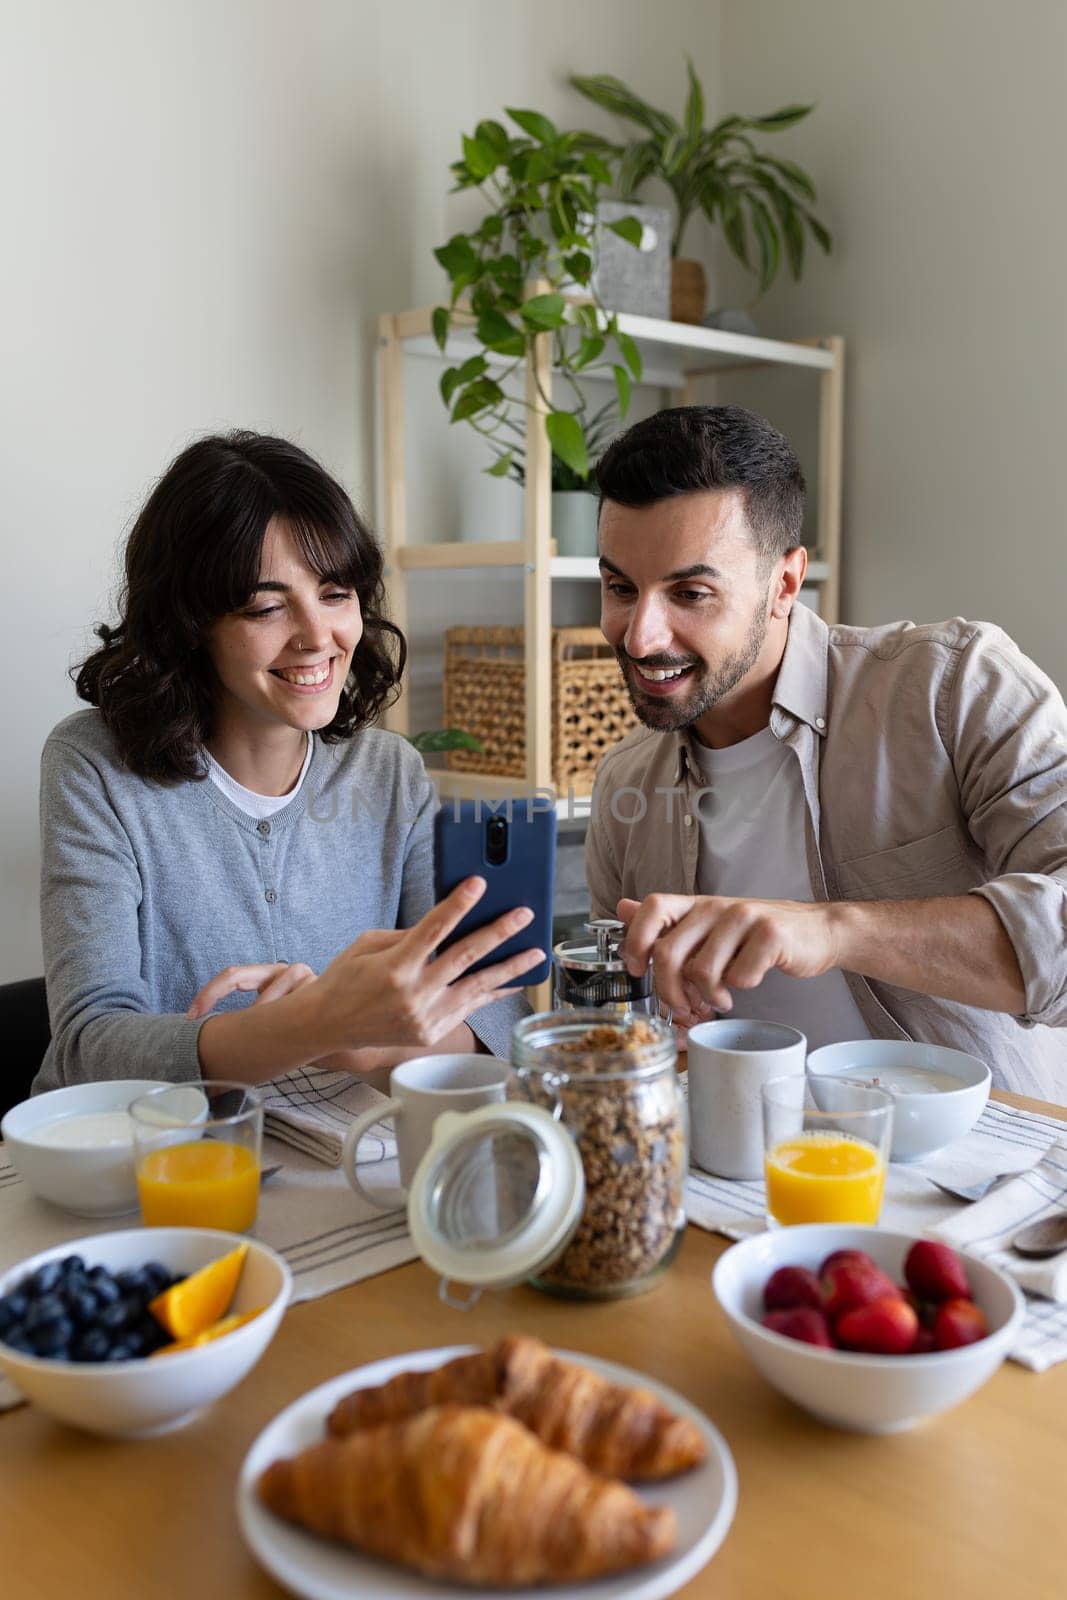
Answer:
407, 1103, 585, 1300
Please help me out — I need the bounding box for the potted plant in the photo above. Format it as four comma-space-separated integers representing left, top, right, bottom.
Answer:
569, 62, 832, 323
433, 107, 644, 554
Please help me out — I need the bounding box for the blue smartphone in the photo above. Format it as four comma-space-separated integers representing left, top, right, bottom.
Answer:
433, 800, 557, 988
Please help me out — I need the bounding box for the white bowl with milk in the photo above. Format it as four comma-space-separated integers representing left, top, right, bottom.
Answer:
805, 1041, 991, 1161
1, 1080, 202, 1217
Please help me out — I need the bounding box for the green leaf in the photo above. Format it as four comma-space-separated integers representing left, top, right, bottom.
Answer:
582, 151, 614, 186
434, 235, 478, 279
544, 411, 589, 478
475, 308, 526, 357
563, 250, 592, 284
485, 451, 515, 478
440, 354, 488, 405
408, 728, 484, 754
613, 363, 632, 418
462, 135, 498, 181
746, 192, 780, 292
616, 139, 660, 200
617, 330, 642, 380
606, 215, 643, 249
451, 377, 505, 422
568, 73, 677, 140
573, 334, 606, 369
746, 103, 815, 133
716, 192, 750, 267
475, 119, 510, 158
803, 210, 833, 253
478, 214, 504, 242
519, 292, 566, 330
506, 106, 558, 144
683, 58, 705, 143
523, 148, 557, 184
756, 154, 817, 203
431, 306, 449, 352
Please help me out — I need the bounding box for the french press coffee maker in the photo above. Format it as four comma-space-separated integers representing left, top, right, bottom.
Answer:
551, 917, 665, 1018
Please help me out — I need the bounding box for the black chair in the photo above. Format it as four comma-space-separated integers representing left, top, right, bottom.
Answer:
0, 977, 51, 1120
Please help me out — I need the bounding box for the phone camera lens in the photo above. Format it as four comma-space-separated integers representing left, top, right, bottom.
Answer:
486, 816, 508, 865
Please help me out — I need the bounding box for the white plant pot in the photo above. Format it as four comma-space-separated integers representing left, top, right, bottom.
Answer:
551, 491, 599, 558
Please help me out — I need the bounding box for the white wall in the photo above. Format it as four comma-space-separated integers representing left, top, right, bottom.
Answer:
0, 0, 720, 979
716, 0, 1067, 680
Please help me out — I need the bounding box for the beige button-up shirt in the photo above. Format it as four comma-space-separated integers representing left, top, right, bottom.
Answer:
586, 604, 1067, 1099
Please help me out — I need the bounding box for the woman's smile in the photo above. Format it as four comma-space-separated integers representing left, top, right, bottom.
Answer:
269, 658, 338, 693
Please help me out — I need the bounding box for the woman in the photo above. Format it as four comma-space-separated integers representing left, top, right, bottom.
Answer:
33, 432, 540, 1093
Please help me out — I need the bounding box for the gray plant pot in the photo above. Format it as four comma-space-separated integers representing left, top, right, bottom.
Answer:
552, 491, 599, 558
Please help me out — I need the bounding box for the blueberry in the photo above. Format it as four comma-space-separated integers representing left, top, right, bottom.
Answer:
3, 1330, 36, 1356
98, 1300, 131, 1333
0, 1300, 17, 1338
25, 1295, 67, 1331
72, 1328, 111, 1362
31, 1261, 64, 1296
86, 1268, 121, 1306
59, 1254, 86, 1277
32, 1327, 73, 1360
134, 1313, 167, 1351
1, 1290, 30, 1325
104, 1342, 132, 1362
62, 1287, 99, 1325
116, 1268, 147, 1296
142, 1262, 172, 1295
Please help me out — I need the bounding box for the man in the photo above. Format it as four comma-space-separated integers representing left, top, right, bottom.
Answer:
586, 405, 1067, 1097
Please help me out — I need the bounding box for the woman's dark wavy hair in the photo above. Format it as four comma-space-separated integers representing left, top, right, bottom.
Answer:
74, 431, 406, 783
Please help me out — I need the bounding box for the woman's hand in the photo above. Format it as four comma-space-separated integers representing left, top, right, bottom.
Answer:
187, 961, 316, 1018
313, 876, 542, 1051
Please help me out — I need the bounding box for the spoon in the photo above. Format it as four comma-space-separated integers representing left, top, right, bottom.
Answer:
1012, 1215, 1067, 1258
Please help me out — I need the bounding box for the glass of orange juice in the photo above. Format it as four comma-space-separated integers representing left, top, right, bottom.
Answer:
129, 1082, 263, 1232
761, 1075, 893, 1227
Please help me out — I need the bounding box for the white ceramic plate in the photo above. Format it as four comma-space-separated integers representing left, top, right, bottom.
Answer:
236, 1344, 737, 1600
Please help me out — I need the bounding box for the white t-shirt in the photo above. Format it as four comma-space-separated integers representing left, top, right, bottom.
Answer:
204, 735, 314, 820
691, 727, 871, 1051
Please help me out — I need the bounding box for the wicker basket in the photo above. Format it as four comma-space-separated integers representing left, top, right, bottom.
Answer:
443, 626, 637, 796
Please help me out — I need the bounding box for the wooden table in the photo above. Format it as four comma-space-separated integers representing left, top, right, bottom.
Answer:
1, 1092, 1064, 1600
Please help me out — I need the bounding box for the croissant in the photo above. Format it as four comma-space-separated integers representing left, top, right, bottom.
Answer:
256, 1404, 676, 1586
326, 1334, 706, 1480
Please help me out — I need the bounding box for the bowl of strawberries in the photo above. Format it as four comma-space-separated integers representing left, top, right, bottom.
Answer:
712, 1225, 1024, 1432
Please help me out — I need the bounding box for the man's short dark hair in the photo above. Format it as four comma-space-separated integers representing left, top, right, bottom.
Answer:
595, 405, 805, 559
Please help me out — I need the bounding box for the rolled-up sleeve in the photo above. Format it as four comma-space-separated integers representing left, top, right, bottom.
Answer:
38, 739, 204, 1089
950, 628, 1067, 1026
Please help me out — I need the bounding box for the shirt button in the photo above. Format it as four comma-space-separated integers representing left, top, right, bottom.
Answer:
265, 889, 277, 904
257, 820, 271, 836
815, 716, 826, 730
683, 814, 694, 827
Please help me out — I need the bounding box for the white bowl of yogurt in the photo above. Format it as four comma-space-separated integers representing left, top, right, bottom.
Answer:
1, 1080, 203, 1217
805, 1041, 991, 1161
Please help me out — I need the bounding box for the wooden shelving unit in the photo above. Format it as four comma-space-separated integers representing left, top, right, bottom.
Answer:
377, 307, 845, 801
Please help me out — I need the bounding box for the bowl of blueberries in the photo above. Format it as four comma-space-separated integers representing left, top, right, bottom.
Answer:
0, 1228, 291, 1437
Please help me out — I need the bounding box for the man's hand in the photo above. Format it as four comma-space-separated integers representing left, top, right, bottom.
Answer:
616, 891, 1027, 1018
617, 893, 841, 1016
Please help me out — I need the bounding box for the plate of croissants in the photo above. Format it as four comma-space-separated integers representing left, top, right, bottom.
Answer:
236, 1332, 737, 1597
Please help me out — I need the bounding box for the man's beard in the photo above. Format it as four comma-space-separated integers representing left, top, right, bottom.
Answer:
615, 601, 770, 733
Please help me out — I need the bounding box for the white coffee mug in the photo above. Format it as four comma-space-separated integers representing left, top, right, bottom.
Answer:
341, 1054, 511, 1212
687, 1020, 807, 1180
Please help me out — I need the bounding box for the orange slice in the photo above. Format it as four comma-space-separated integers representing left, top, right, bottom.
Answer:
148, 1242, 249, 1339
151, 1305, 266, 1356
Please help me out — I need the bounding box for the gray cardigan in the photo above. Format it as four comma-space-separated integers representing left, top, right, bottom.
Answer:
34, 711, 521, 1092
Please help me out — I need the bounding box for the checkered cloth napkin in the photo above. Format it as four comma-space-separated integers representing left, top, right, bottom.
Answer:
259, 1067, 397, 1167
0, 1075, 416, 1414
684, 1097, 1067, 1372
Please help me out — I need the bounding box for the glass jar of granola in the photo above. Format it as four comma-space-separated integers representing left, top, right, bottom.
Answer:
510, 1010, 687, 1298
